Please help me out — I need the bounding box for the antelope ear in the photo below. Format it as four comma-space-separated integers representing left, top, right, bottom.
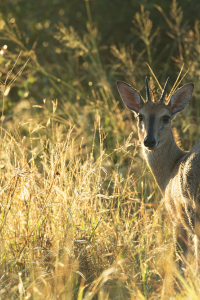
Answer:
168, 83, 194, 118
117, 81, 144, 114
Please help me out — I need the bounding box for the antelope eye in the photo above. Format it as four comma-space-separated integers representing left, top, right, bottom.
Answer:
138, 115, 143, 122
163, 115, 170, 123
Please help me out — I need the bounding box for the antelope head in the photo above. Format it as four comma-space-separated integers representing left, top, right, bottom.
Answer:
117, 77, 194, 150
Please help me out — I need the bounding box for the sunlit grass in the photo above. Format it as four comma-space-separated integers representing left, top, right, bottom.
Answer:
0, 0, 200, 298
0, 108, 200, 299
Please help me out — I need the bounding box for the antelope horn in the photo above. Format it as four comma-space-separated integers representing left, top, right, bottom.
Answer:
145, 77, 151, 102
160, 78, 169, 102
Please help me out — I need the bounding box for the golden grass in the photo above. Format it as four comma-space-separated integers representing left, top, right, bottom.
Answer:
0, 109, 200, 300
0, 1, 200, 298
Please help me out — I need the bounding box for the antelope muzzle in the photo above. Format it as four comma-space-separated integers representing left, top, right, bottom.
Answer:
144, 136, 156, 149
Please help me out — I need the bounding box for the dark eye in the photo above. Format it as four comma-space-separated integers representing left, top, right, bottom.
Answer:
138, 115, 143, 122
163, 116, 170, 123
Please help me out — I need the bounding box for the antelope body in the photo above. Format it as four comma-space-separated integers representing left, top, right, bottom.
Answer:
117, 77, 200, 271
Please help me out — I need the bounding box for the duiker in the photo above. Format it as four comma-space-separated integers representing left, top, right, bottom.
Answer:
117, 77, 200, 272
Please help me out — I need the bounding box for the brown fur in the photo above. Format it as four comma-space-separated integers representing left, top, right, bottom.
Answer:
117, 79, 199, 272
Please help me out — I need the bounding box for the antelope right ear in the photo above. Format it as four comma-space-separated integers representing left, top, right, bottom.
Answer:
168, 83, 194, 118
117, 81, 144, 114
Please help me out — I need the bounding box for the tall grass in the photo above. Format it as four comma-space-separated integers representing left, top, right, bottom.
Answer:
0, 0, 200, 298
1, 108, 200, 299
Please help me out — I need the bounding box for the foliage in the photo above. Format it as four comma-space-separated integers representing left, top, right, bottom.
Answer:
0, 0, 200, 298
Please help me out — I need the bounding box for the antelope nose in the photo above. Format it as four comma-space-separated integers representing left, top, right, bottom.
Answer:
144, 136, 156, 149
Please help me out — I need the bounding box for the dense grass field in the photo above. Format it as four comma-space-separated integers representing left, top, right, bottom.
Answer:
1, 0, 200, 298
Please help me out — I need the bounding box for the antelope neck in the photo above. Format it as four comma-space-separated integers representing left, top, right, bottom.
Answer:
143, 131, 187, 195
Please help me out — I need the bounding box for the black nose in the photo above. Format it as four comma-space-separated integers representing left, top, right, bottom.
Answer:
144, 136, 156, 148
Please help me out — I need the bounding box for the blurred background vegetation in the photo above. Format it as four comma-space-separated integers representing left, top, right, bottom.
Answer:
1, 0, 200, 154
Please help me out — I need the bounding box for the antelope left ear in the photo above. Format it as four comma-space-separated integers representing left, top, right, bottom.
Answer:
117, 81, 144, 114
168, 83, 194, 118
